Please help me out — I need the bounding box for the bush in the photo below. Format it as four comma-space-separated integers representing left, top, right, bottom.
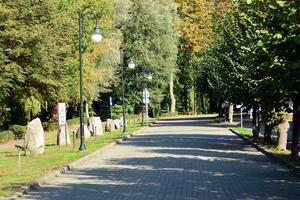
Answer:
9, 125, 27, 139
0, 130, 14, 144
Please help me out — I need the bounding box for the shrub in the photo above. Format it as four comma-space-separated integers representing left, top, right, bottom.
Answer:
9, 125, 27, 139
0, 130, 14, 143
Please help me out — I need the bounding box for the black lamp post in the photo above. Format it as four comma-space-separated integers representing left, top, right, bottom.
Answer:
78, 11, 103, 151
120, 49, 135, 133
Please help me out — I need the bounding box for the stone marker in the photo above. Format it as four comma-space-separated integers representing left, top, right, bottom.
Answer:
114, 119, 121, 129
57, 124, 71, 146
105, 119, 115, 132
89, 117, 103, 136
24, 118, 45, 155
120, 116, 124, 127
76, 125, 91, 139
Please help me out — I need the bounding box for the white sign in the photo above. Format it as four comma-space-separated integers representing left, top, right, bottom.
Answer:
58, 103, 66, 125
236, 103, 243, 109
143, 88, 150, 98
109, 96, 112, 106
143, 98, 150, 104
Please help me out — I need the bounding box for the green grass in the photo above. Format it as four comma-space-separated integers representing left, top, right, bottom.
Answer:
0, 125, 141, 197
232, 127, 252, 136
233, 127, 300, 167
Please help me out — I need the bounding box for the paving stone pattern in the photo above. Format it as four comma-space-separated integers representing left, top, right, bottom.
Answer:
22, 118, 300, 200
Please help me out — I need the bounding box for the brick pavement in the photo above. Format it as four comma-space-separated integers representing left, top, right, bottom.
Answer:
22, 117, 300, 200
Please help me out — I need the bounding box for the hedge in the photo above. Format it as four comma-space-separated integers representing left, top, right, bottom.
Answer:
0, 130, 14, 144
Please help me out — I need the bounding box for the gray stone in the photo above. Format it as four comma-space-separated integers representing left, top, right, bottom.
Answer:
76, 125, 91, 139
24, 118, 45, 155
119, 116, 124, 127
114, 119, 121, 129
105, 119, 115, 132
89, 117, 103, 136
57, 124, 71, 146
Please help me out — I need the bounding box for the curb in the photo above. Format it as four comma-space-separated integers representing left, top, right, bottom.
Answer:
3, 126, 149, 200
229, 128, 300, 175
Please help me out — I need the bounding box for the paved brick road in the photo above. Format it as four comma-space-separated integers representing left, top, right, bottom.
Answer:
22, 117, 300, 200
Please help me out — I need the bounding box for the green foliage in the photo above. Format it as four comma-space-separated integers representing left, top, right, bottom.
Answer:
0, 130, 14, 144
265, 111, 288, 126
112, 105, 123, 119
121, 0, 179, 116
8, 125, 27, 139
0, 0, 119, 126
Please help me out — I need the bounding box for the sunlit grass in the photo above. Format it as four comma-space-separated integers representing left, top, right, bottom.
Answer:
232, 127, 252, 136
0, 125, 141, 197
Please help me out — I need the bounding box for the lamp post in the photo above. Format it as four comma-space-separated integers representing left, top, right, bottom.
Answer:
78, 11, 103, 151
120, 49, 135, 132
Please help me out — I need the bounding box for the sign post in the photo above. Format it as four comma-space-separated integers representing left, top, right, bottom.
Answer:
58, 103, 68, 146
236, 103, 243, 129
109, 96, 113, 119
143, 88, 150, 123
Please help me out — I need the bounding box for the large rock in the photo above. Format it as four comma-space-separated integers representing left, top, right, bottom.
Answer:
57, 124, 71, 146
24, 118, 45, 155
76, 125, 91, 139
120, 116, 125, 127
105, 119, 115, 132
114, 119, 121, 129
88, 117, 103, 136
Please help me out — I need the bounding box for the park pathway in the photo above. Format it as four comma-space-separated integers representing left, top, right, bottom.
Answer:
22, 117, 300, 200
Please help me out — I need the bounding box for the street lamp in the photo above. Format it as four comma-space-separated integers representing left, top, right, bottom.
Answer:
120, 49, 135, 132
78, 11, 102, 151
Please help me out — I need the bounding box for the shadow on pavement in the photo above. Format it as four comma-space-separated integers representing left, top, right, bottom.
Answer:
22, 118, 300, 200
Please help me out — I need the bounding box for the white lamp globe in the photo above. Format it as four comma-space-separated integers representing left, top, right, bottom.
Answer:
91, 27, 103, 43
128, 60, 135, 69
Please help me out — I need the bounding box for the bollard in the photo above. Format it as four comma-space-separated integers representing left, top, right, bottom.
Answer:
72, 131, 76, 151
18, 147, 21, 176
94, 126, 97, 140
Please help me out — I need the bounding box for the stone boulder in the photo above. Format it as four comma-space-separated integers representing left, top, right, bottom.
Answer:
89, 117, 103, 136
120, 116, 125, 127
105, 119, 115, 132
24, 118, 45, 155
76, 125, 91, 139
114, 119, 121, 129
57, 124, 71, 146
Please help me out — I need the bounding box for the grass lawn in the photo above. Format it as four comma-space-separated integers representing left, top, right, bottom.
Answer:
0, 124, 142, 197
232, 127, 252, 136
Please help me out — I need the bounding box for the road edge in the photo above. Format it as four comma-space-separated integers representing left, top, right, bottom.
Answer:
229, 128, 300, 175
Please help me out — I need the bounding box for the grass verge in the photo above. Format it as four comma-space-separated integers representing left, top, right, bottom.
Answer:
0, 125, 142, 197
232, 128, 300, 168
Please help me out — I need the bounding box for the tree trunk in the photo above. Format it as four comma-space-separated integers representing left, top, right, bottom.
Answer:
257, 109, 261, 134
85, 102, 89, 119
264, 124, 273, 144
252, 105, 258, 140
291, 97, 300, 159
169, 74, 176, 113
228, 104, 234, 124
277, 118, 289, 150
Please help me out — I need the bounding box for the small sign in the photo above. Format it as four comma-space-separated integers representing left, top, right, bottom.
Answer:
143, 88, 150, 98
109, 97, 112, 106
236, 103, 243, 109
143, 97, 150, 104
58, 103, 66, 125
